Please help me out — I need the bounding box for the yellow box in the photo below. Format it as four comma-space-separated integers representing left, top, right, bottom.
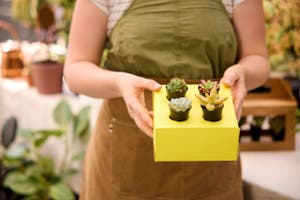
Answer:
153, 84, 240, 162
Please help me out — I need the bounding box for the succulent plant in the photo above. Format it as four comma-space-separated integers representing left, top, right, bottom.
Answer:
198, 80, 219, 95
269, 116, 285, 134
169, 97, 192, 112
166, 78, 188, 94
251, 116, 265, 128
195, 87, 227, 111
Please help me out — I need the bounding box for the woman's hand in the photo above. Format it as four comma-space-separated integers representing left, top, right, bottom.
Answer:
116, 73, 161, 137
220, 65, 247, 120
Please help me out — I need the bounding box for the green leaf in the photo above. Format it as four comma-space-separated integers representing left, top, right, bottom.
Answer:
26, 165, 44, 177
53, 100, 73, 126
39, 130, 64, 137
37, 156, 55, 176
4, 171, 42, 195
60, 168, 78, 179
22, 196, 40, 200
73, 106, 91, 137
34, 130, 64, 147
34, 135, 48, 148
49, 183, 75, 200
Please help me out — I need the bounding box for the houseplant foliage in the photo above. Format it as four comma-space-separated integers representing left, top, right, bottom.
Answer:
250, 116, 265, 141
169, 97, 192, 121
1, 99, 91, 200
166, 78, 188, 100
11, 0, 76, 42
22, 41, 66, 94
263, 0, 300, 75
269, 115, 285, 141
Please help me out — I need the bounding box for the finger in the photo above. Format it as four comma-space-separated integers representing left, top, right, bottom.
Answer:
232, 89, 246, 113
236, 106, 242, 121
127, 102, 153, 137
127, 97, 153, 128
149, 111, 153, 117
140, 78, 161, 91
134, 118, 153, 138
221, 66, 240, 87
139, 92, 146, 107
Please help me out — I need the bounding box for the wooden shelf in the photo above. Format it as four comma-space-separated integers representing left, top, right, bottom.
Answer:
240, 78, 297, 151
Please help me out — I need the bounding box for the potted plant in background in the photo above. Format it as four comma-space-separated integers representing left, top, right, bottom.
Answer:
11, 0, 75, 91
23, 41, 66, 94
1, 100, 91, 199
0, 117, 18, 200
166, 78, 188, 100
263, 0, 300, 107
269, 115, 285, 141
250, 116, 265, 141
168, 97, 192, 121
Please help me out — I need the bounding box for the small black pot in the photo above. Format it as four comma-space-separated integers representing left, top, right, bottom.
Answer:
271, 130, 285, 141
250, 125, 261, 141
169, 108, 191, 121
201, 105, 223, 122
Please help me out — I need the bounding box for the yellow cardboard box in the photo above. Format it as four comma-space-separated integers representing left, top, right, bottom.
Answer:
153, 84, 240, 162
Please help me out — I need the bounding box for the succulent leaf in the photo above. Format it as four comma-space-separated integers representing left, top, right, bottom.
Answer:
195, 84, 227, 111
166, 78, 188, 93
169, 97, 192, 112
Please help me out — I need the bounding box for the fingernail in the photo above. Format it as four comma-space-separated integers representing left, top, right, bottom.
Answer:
224, 79, 232, 85
154, 83, 161, 89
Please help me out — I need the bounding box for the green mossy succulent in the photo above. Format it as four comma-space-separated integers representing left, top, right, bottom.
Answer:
166, 78, 188, 94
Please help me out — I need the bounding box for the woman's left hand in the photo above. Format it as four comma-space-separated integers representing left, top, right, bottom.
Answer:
220, 64, 247, 120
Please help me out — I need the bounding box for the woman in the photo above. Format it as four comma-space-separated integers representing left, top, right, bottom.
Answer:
64, 0, 270, 199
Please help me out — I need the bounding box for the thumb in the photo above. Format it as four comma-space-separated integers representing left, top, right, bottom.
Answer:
221, 66, 240, 87
140, 78, 161, 91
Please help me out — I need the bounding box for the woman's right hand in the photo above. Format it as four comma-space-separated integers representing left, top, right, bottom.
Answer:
116, 73, 161, 137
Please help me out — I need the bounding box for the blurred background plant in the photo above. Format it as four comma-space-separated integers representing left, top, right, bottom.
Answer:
263, 0, 300, 77
1, 100, 90, 200
11, 0, 75, 44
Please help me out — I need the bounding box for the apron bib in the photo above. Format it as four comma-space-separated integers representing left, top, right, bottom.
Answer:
105, 0, 237, 79
81, 0, 243, 199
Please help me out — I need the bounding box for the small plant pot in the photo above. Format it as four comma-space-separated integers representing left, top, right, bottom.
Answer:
31, 61, 64, 94
201, 105, 223, 122
250, 125, 261, 141
169, 108, 191, 121
166, 90, 187, 100
271, 130, 285, 141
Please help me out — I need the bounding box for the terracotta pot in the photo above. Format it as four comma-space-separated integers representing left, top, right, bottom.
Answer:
201, 105, 223, 122
31, 61, 63, 94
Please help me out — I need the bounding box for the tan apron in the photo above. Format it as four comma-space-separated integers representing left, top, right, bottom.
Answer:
81, 0, 243, 199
